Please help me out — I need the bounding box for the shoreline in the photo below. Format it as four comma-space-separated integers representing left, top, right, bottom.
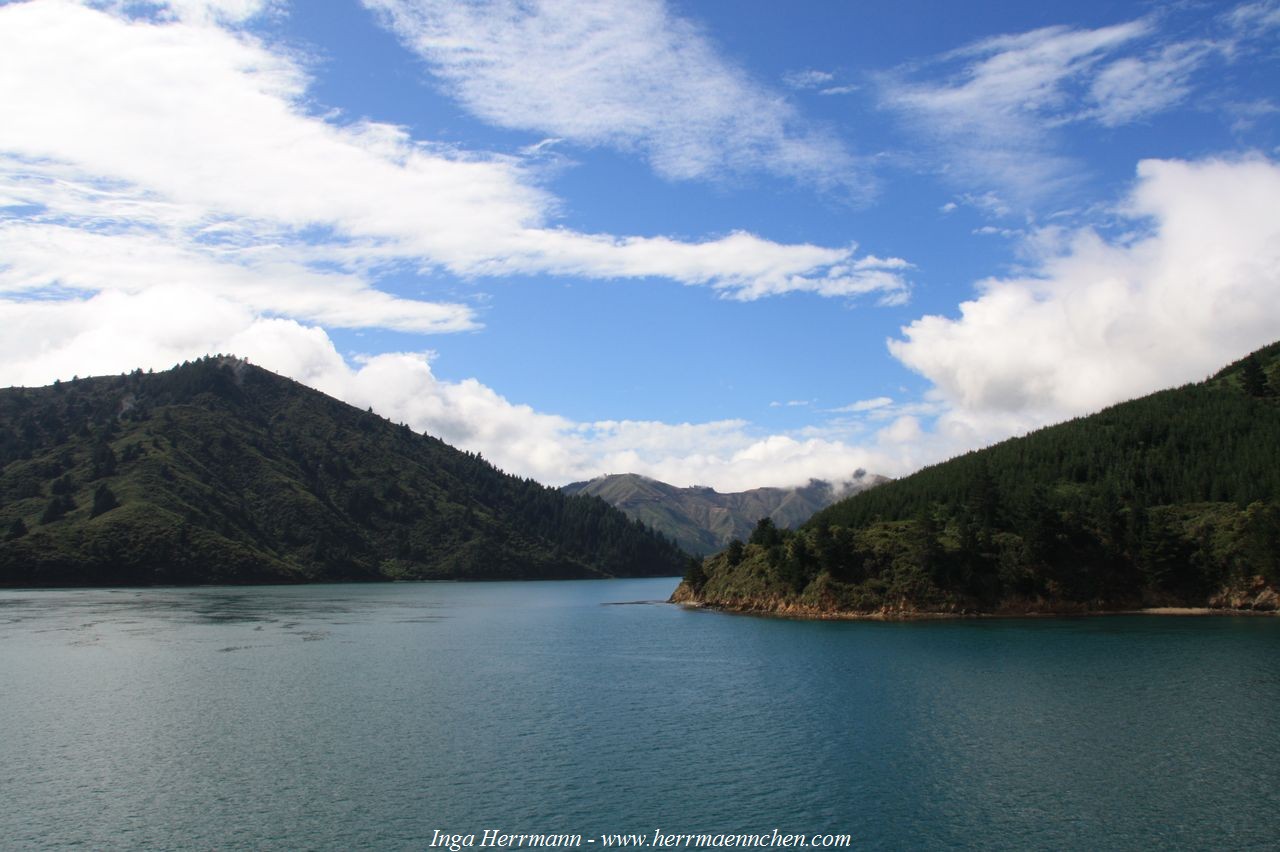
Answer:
672, 599, 1280, 621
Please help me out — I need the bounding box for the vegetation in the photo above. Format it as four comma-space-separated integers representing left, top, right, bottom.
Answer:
561, 472, 882, 555
674, 343, 1280, 615
0, 357, 687, 586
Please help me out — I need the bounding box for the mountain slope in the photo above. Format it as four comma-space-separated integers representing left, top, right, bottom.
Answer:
562, 472, 884, 555
674, 343, 1280, 616
0, 357, 687, 586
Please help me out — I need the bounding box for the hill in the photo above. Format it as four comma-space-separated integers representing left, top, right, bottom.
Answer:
673, 343, 1280, 617
0, 357, 687, 586
561, 472, 884, 555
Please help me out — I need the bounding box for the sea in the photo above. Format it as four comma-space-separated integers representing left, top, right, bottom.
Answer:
1, 578, 1277, 850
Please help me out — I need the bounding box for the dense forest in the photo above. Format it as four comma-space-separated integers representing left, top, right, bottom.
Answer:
0, 357, 687, 585
675, 343, 1280, 616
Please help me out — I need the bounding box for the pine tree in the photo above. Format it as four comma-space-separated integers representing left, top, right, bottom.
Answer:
90, 483, 119, 518
1242, 355, 1267, 397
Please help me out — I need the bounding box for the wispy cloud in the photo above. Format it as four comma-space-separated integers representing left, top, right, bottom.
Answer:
0, 0, 909, 332
880, 20, 1150, 204
878, 6, 1276, 207
829, 396, 893, 413
0, 0, 917, 493
1083, 40, 1215, 127
364, 0, 866, 193
1225, 0, 1280, 33
783, 69, 835, 90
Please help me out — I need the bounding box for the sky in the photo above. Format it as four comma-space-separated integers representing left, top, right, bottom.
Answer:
1, 0, 1279, 491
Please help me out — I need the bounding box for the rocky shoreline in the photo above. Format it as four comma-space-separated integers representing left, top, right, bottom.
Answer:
669, 579, 1280, 621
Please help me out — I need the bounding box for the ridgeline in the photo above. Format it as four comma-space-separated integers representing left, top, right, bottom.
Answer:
561, 472, 884, 555
673, 343, 1280, 617
0, 357, 687, 586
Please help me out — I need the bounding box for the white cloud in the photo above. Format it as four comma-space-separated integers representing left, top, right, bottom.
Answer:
831, 396, 893, 413
364, 0, 864, 192
783, 69, 835, 90
0, 216, 477, 334
1226, 1, 1280, 32
0, 285, 910, 491
881, 20, 1150, 203
878, 11, 1273, 206
0, 0, 921, 496
889, 155, 1280, 430
0, 0, 906, 309
1085, 41, 1213, 127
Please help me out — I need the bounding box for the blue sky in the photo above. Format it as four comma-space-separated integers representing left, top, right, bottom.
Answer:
1, 0, 1278, 489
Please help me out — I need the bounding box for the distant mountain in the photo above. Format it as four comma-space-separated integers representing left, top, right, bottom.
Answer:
561, 472, 885, 555
674, 342, 1280, 617
0, 357, 688, 586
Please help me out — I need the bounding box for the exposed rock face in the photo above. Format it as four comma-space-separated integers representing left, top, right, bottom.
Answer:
1210, 577, 1280, 611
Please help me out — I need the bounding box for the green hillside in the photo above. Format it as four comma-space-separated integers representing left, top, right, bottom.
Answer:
674, 343, 1280, 616
561, 472, 883, 555
0, 357, 687, 586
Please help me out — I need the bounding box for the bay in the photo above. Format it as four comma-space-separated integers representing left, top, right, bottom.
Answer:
1, 578, 1277, 850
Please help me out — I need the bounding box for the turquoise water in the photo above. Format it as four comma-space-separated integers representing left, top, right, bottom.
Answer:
1, 579, 1277, 850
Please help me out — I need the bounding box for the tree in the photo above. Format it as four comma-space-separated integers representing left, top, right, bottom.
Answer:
4, 517, 27, 541
90, 483, 119, 518
725, 539, 745, 566
1242, 355, 1268, 397
91, 440, 117, 479
683, 557, 708, 591
40, 494, 75, 525
749, 517, 782, 547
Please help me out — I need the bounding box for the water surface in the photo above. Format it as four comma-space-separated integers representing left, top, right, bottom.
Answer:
1, 580, 1277, 850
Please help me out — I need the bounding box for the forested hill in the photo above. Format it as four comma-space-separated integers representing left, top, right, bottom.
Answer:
0, 357, 687, 586
674, 343, 1280, 617
561, 472, 884, 555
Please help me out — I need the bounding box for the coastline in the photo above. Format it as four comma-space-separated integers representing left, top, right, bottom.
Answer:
670, 596, 1280, 622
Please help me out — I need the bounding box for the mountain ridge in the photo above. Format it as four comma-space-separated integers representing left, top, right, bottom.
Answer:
0, 357, 688, 586
562, 471, 885, 555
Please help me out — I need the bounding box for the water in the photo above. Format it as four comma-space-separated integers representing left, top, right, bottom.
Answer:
1, 579, 1277, 850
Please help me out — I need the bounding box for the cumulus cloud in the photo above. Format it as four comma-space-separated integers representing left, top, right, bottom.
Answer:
890, 155, 1280, 430
364, 0, 864, 193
